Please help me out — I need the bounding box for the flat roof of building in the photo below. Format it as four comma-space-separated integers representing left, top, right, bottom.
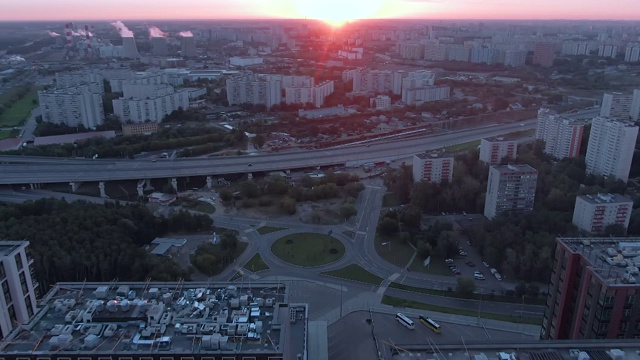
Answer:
577, 193, 633, 205
0, 240, 27, 257
1, 281, 307, 359
558, 237, 640, 287
483, 136, 517, 143
491, 164, 537, 173
415, 151, 453, 160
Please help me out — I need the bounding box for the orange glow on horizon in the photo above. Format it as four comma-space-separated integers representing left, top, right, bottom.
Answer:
294, 0, 385, 26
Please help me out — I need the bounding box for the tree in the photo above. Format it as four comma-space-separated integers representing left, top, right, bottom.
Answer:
239, 181, 260, 198
340, 204, 357, 220
400, 206, 422, 230
252, 134, 266, 148
378, 217, 400, 236
604, 223, 627, 237
456, 277, 476, 298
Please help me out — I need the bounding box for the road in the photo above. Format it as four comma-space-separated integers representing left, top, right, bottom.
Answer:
0, 121, 539, 184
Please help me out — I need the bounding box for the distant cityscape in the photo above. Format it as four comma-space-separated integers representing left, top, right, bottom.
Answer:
1, 17, 640, 360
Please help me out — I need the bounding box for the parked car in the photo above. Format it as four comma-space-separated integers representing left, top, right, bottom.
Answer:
445, 259, 454, 264
459, 251, 467, 256
474, 273, 485, 280
465, 260, 475, 267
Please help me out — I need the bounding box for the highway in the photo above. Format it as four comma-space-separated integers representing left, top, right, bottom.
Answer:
0, 121, 538, 184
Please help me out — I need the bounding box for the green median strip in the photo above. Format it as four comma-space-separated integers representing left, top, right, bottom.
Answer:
257, 226, 287, 235
243, 253, 270, 272
382, 295, 543, 325
321, 264, 384, 286
388, 282, 546, 306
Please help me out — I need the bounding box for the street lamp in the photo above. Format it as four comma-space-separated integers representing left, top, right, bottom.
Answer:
339, 281, 343, 318
477, 289, 483, 325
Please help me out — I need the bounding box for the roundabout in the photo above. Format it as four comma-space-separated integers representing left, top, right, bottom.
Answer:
271, 232, 346, 267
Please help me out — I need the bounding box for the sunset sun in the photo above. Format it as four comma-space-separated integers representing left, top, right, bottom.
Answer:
295, 0, 384, 26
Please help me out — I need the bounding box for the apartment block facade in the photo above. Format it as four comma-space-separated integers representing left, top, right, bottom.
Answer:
541, 237, 640, 340
585, 117, 638, 182
113, 90, 189, 123
38, 85, 104, 129
0, 241, 39, 342
479, 137, 517, 165
536, 108, 584, 159
412, 152, 454, 184
572, 193, 633, 234
352, 69, 404, 95
484, 164, 538, 219
601, 92, 633, 120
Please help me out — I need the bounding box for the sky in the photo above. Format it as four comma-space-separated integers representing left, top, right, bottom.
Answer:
1, 0, 639, 22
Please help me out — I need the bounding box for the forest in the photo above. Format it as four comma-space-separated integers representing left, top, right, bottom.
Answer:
383, 141, 639, 283
0, 199, 213, 290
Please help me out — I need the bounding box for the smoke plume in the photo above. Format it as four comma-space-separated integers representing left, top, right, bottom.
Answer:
148, 26, 168, 38
76, 29, 93, 37
47, 30, 60, 37
178, 31, 193, 37
110, 21, 134, 37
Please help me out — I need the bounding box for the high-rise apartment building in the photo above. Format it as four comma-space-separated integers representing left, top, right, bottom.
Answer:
352, 69, 404, 95
479, 137, 517, 165
585, 117, 638, 183
503, 50, 527, 67
561, 42, 590, 56
55, 72, 104, 93
424, 43, 446, 61
600, 92, 633, 120
225, 74, 282, 109
412, 152, 454, 184
180, 36, 197, 58
572, 193, 633, 234
370, 95, 391, 110
113, 90, 189, 123
0, 241, 39, 342
598, 45, 618, 59
624, 44, 640, 63
484, 164, 538, 219
630, 89, 640, 121
535, 108, 584, 159
38, 85, 104, 129
541, 237, 640, 340
401, 86, 450, 106
445, 44, 470, 62
397, 43, 424, 59
533, 42, 556, 67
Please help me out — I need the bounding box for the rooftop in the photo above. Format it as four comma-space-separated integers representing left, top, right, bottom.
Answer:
559, 237, 640, 286
492, 163, 538, 174
0, 240, 28, 258
1, 281, 307, 358
577, 193, 633, 205
391, 345, 640, 360
483, 136, 517, 143
415, 151, 453, 160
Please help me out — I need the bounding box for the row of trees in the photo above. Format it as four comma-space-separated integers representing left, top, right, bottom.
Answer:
0, 199, 213, 289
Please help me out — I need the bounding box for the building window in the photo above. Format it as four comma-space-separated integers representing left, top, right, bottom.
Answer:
98, 357, 112, 360
15, 253, 23, 270
79, 357, 92, 360
0, 263, 5, 279
181, 357, 194, 360
627, 295, 636, 305
201, 357, 215, 360
59, 357, 71, 360
119, 357, 133, 360
242, 357, 257, 360
160, 357, 174, 360
2, 280, 11, 304
140, 357, 153, 360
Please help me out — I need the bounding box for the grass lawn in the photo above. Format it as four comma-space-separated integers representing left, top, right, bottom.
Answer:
229, 272, 244, 281
374, 233, 415, 269
388, 282, 546, 306
444, 140, 481, 153
257, 226, 287, 235
408, 256, 454, 276
192, 201, 216, 214
243, 253, 270, 272
342, 230, 356, 239
321, 264, 384, 285
0, 129, 19, 139
271, 232, 345, 267
0, 86, 39, 127
382, 295, 543, 325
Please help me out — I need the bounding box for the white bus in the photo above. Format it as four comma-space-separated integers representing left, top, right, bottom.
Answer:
395, 313, 415, 330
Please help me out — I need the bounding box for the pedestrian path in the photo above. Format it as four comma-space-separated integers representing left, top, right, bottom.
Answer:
376, 272, 401, 295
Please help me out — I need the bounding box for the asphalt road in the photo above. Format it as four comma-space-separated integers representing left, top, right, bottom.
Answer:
0, 121, 539, 184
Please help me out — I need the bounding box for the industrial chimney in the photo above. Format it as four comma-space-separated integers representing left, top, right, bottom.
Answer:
122, 37, 140, 59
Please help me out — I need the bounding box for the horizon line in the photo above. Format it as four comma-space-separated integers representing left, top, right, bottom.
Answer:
1, 17, 640, 23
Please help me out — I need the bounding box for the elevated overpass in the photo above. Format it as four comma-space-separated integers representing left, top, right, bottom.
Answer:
0, 121, 536, 186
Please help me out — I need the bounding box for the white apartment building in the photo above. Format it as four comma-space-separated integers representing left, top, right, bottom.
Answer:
471, 47, 499, 65
402, 85, 450, 106
412, 152, 454, 184
0, 241, 39, 341
598, 45, 618, 58
55, 72, 104, 93
503, 50, 527, 67
312, 80, 334, 108
38, 85, 104, 129
631, 89, 640, 122
370, 95, 391, 110
225, 74, 282, 109
484, 164, 538, 220
352, 69, 404, 95
446, 44, 470, 62
122, 84, 175, 99
479, 137, 517, 165
401, 70, 436, 90
561, 42, 590, 56
229, 56, 264, 67
585, 117, 639, 182
572, 193, 633, 234
625, 44, 640, 63
600, 92, 633, 120
424, 43, 447, 61
397, 43, 425, 59
536, 108, 585, 159
113, 90, 189, 123
341, 68, 362, 82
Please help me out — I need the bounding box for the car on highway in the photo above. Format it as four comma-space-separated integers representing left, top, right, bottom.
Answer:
248, 163, 253, 166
